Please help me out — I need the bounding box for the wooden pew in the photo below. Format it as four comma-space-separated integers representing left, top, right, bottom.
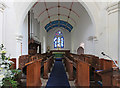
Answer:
94, 58, 114, 86
69, 53, 84, 61
112, 70, 120, 87
19, 53, 46, 70
19, 55, 31, 70
25, 59, 42, 86
18, 53, 54, 87
43, 55, 54, 79
75, 59, 90, 87
99, 58, 112, 70
81, 54, 100, 70
65, 53, 102, 87
64, 55, 74, 81
65, 52, 120, 87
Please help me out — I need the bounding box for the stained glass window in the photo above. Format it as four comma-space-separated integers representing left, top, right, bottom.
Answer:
54, 31, 64, 48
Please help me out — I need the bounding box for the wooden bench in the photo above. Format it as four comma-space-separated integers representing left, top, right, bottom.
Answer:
25, 59, 42, 86
64, 52, 120, 87
43, 55, 54, 79
64, 55, 74, 81
75, 59, 90, 87
94, 58, 114, 86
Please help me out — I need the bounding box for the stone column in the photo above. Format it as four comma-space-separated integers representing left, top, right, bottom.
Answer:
0, 2, 6, 44
106, 2, 120, 68
118, 2, 120, 69
16, 34, 23, 69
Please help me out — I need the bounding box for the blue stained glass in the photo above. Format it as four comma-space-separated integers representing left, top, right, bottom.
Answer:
54, 36, 57, 48
58, 37, 60, 47
61, 37, 64, 48
45, 20, 73, 32
55, 41, 57, 48
54, 31, 64, 48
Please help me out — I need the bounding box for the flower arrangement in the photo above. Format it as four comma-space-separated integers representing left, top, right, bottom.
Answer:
0, 44, 20, 87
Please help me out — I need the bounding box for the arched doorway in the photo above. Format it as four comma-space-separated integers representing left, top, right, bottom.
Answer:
77, 47, 84, 55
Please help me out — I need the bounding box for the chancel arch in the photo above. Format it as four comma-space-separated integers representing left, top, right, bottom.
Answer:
10, 1, 97, 69
17, 1, 98, 37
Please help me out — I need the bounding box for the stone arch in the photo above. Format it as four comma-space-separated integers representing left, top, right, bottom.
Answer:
13, 1, 100, 68
17, 1, 99, 36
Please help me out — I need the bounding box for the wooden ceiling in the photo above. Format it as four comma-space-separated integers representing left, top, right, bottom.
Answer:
32, 1, 85, 31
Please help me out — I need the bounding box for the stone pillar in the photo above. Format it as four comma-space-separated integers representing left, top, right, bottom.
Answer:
0, 2, 6, 44
106, 2, 120, 68
118, 2, 120, 69
16, 34, 23, 69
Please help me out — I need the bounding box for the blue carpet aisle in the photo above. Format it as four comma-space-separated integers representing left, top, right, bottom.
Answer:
45, 58, 70, 88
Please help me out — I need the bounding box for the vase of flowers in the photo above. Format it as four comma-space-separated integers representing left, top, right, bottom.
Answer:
0, 44, 20, 88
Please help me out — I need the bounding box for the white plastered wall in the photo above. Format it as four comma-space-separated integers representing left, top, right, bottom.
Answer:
105, 2, 119, 62
40, 26, 47, 53
21, 15, 28, 55
1, 1, 120, 68
71, 7, 95, 54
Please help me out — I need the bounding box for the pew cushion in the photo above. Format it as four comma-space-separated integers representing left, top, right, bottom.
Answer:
98, 81, 102, 86
56, 58, 62, 61
95, 70, 103, 72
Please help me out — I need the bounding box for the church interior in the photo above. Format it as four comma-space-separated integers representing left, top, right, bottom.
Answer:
0, 0, 120, 87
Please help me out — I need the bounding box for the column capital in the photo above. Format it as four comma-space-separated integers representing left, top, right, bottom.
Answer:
106, 2, 120, 15
0, 2, 6, 13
